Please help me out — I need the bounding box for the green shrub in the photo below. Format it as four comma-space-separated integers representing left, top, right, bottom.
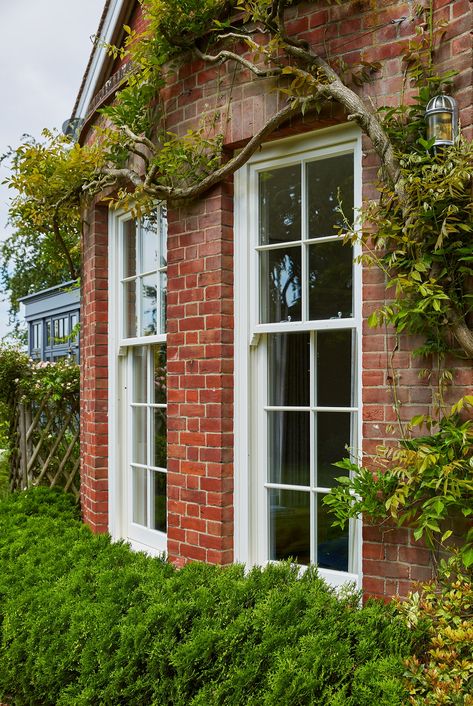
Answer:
0, 488, 419, 706
398, 558, 473, 705
0, 448, 9, 501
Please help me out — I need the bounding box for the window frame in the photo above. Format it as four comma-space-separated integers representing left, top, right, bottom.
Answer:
234, 125, 363, 588
108, 208, 167, 556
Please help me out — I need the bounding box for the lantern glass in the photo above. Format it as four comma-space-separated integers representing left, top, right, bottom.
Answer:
427, 111, 453, 144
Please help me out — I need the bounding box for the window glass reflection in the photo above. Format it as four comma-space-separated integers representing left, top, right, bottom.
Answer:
151, 471, 167, 532
124, 219, 137, 278
307, 154, 354, 238
153, 346, 167, 404
260, 247, 302, 323
141, 275, 157, 336
132, 407, 147, 465
316, 412, 351, 488
317, 494, 348, 571
308, 242, 353, 320
132, 467, 147, 526
317, 330, 353, 407
269, 489, 310, 565
259, 165, 301, 245
124, 281, 137, 338
153, 409, 167, 469
132, 347, 147, 403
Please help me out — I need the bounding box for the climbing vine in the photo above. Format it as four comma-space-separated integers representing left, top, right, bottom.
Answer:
323, 396, 473, 567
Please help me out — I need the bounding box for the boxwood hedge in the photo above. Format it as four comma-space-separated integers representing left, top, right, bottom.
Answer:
0, 488, 419, 705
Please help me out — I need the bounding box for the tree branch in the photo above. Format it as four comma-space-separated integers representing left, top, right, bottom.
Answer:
146, 99, 301, 201
273, 39, 400, 187
122, 125, 156, 154
113, 100, 303, 202
194, 46, 282, 78
52, 212, 78, 280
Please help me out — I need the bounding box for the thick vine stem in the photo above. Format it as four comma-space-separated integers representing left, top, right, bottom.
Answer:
194, 46, 282, 78
122, 126, 156, 155
209, 10, 401, 192
447, 309, 473, 359
271, 22, 401, 188
90, 101, 304, 202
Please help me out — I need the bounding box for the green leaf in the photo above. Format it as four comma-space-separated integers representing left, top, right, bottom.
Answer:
367, 311, 379, 328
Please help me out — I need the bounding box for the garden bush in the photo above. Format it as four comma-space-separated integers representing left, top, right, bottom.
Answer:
0, 488, 419, 706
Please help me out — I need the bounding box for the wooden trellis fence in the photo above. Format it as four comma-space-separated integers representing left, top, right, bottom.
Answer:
9, 391, 80, 500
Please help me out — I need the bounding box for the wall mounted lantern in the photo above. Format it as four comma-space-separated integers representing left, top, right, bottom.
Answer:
425, 94, 459, 147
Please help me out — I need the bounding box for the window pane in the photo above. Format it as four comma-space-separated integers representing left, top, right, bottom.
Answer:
316, 412, 351, 488
160, 271, 167, 333
141, 218, 158, 272
317, 330, 354, 407
308, 241, 353, 320
151, 471, 167, 532
153, 409, 167, 469
140, 275, 157, 337
124, 219, 137, 278
307, 154, 354, 239
260, 247, 302, 323
268, 411, 310, 486
269, 489, 310, 565
70, 314, 79, 342
124, 281, 137, 338
259, 165, 301, 245
132, 347, 147, 403
268, 333, 309, 407
317, 494, 348, 572
153, 346, 167, 404
132, 407, 147, 465
32, 323, 41, 350
132, 466, 147, 526
159, 206, 168, 268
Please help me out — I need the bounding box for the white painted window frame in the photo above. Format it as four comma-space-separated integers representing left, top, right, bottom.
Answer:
234, 125, 363, 588
108, 209, 167, 556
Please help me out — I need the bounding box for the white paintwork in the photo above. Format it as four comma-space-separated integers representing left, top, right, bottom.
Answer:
74, 0, 128, 122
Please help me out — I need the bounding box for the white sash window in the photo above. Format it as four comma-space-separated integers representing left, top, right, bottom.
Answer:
109, 209, 167, 555
235, 127, 362, 587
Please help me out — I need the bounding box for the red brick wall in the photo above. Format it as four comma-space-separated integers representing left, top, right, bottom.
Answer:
166, 183, 234, 566
80, 0, 473, 597
80, 203, 109, 533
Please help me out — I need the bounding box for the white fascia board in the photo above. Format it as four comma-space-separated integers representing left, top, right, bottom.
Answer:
74, 0, 128, 121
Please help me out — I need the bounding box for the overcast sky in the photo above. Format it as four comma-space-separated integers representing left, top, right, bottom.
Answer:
0, 0, 105, 341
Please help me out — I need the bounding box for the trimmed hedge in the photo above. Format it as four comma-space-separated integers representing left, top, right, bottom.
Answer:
0, 489, 418, 705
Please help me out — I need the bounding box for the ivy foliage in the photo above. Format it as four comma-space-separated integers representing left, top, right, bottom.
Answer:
358, 138, 473, 357
140, 0, 231, 61
324, 397, 473, 568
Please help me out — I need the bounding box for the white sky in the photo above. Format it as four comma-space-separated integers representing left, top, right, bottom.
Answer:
0, 0, 106, 341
